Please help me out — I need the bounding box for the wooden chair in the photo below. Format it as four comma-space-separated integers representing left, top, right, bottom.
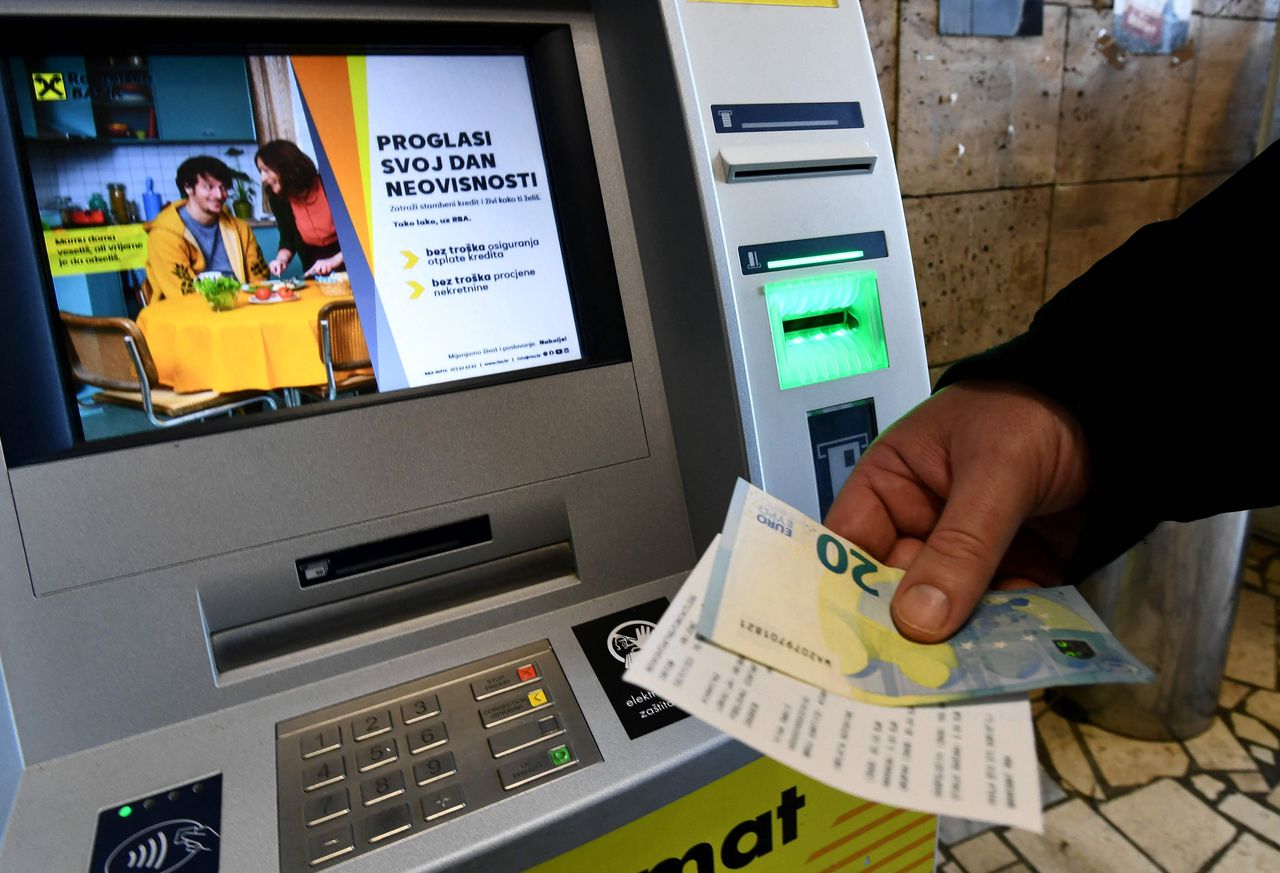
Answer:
306, 300, 376, 401
59, 312, 278, 427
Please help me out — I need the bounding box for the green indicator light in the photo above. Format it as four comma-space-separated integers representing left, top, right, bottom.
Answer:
764, 270, 889, 390
118, 805, 133, 818
766, 250, 864, 270
549, 745, 572, 767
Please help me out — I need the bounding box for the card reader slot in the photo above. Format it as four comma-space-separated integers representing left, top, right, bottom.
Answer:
210, 542, 575, 674
782, 309, 860, 336
765, 271, 889, 390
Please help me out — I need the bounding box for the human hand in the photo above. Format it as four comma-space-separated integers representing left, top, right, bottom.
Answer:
305, 253, 344, 277
268, 256, 289, 277
823, 380, 1090, 643
173, 823, 216, 853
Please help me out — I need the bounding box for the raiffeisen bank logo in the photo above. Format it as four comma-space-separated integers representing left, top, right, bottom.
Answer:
606, 620, 655, 669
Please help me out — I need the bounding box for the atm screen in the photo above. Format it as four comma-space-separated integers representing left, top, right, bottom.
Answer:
2, 31, 625, 466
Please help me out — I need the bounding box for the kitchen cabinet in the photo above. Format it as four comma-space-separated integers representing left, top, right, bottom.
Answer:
150, 56, 256, 142
52, 272, 129, 319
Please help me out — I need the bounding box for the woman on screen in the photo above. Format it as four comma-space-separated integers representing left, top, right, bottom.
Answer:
255, 139, 344, 277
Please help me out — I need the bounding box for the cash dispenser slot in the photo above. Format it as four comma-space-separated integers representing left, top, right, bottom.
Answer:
211, 544, 574, 674
720, 140, 877, 183
296, 516, 493, 587
207, 509, 576, 676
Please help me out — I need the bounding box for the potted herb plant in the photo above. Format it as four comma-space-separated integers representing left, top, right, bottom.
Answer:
230, 169, 256, 220
224, 146, 256, 220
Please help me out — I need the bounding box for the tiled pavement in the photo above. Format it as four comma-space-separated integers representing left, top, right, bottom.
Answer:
934, 533, 1280, 873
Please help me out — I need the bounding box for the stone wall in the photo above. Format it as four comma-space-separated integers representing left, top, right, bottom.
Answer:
860, 0, 1279, 377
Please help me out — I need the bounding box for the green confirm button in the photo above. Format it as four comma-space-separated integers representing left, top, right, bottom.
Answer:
549, 745, 573, 767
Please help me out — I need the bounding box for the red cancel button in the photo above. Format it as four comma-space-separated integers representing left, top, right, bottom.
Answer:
517, 664, 538, 682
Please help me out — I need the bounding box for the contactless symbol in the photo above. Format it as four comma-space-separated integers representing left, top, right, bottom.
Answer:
606, 620, 656, 669
103, 819, 219, 873
32, 72, 66, 101
1054, 639, 1096, 659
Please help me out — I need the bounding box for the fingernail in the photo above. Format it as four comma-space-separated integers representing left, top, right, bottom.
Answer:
895, 584, 950, 636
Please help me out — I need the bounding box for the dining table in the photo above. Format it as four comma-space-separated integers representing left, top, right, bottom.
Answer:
136, 283, 355, 395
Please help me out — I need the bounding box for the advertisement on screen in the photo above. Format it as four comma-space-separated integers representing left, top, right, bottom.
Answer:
17, 50, 584, 446
293, 54, 582, 392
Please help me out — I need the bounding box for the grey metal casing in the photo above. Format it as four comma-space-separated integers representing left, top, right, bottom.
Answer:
0, 1, 928, 870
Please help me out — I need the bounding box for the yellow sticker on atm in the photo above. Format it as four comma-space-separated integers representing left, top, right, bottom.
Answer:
527, 756, 934, 873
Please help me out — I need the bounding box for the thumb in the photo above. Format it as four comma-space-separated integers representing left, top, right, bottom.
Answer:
891, 461, 1033, 643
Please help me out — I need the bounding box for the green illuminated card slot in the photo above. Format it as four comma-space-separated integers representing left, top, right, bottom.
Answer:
765, 270, 888, 390
781, 309, 860, 336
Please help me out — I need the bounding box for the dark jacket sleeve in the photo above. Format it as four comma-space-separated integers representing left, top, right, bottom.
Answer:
269, 191, 303, 261
936, 140, 1280, 579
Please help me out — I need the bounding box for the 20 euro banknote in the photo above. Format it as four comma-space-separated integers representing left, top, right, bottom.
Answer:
696, 480, 1154, 706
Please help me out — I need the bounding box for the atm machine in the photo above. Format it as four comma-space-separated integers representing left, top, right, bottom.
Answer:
0, 2, 931, 870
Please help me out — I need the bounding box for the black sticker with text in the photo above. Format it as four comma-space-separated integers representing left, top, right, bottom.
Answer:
572, 598, 689, 740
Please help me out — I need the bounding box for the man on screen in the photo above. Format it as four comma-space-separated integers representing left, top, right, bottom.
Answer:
145, 156, 270, 302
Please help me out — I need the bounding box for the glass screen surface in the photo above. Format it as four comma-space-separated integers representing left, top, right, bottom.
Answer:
14, 49, 585, 448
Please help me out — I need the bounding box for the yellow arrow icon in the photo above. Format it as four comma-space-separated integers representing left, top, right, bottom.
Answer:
401, 250, 419, 269
408, 280, 425, 299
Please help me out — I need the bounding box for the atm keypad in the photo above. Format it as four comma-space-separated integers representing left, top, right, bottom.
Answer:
405, 719, 448, 754
300, 725, 341, 759
400, 694, 441, 725
355, 738, 398, 773
497, 742, 578, 791
304, 789, 350, 828
301, 755, 345, 793
413, 751, 457, 786
360, 770, 406, 807
470, 660, 541, 699
305, 824, 354, 867
421, 785, 467, 821
351, 710, 392, 742
363, 803, 413, 844
276, 641, 601, 872
479, 686, 553, 727
488, 714, 564, 758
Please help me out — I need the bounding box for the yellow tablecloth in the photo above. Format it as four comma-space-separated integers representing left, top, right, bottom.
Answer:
137, 285, 353, 393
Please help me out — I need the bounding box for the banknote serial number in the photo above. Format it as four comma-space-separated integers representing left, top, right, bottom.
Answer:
739, 620, 832, 667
